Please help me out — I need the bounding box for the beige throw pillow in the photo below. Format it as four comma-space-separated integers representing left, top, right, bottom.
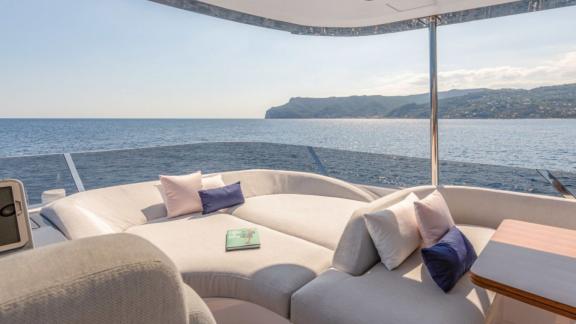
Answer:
414, 190, 455, 247
364, 193, 421, 270
160, 171, 203, 218
202, 175, 226, 190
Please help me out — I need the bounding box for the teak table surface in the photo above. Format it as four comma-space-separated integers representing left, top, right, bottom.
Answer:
470, 219, 576, 320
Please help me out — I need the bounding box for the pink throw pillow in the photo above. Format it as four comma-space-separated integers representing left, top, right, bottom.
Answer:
160, 172, 203, 218
414, 190, 455, 247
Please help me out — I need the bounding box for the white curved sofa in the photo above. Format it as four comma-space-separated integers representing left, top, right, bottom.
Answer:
292, 185, 576, 324
41, 169, 377, 320
41, 171, 576, 324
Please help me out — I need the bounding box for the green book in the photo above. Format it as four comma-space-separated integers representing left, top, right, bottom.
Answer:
226, 228, 260, 251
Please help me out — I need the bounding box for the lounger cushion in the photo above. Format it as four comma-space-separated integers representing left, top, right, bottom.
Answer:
292, 225, 495, 324
228, 194, 367, 250
126, 213, 332, 318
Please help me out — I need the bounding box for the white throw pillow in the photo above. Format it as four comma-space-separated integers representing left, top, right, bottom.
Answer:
160, 171, 203, 218
414, 190, 455, 247
202, 174, 226, 190
364, 193, 421, 270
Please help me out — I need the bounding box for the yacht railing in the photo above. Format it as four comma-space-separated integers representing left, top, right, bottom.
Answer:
537, 170, 576, 199
0, 142, 574, 205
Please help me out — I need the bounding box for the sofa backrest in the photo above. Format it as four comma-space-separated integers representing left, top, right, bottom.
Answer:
435, 186, 576, 230
333, 185, 576, 276
220, 169, 377, 201
42, 169, 376, 240
0, 233, 215, 324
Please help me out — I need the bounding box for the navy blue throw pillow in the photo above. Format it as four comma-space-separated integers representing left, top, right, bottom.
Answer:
198, 182, 245, 214
421, 226, 477, 293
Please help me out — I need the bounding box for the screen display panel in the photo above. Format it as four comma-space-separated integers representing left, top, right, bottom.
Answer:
0, 186, 20, 246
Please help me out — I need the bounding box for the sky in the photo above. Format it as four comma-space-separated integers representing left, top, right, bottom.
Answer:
0, 0, 575, 118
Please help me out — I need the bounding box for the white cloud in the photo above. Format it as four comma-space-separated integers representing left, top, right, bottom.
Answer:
361, 51, 576, 95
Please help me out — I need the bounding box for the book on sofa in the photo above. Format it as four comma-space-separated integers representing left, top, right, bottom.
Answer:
226, 228, 260, 251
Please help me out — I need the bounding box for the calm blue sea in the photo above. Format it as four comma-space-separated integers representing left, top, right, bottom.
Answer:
1, 118, 575, 172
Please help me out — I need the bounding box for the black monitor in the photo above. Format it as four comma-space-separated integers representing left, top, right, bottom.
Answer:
0, 180, 32, 253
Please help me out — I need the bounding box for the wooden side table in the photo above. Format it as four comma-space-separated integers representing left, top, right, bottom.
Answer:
471, 219, 576, 320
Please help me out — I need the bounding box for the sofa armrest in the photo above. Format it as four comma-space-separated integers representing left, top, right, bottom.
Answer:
41, 199, 118, 240
0, 234, 200, 324
438, 186, 576, 230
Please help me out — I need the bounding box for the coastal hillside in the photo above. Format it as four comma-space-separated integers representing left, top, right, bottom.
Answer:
265, 83, 576, 119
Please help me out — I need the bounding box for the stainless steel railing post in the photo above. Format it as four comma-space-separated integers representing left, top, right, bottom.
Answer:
429, 16, 440, 186
64, 153, 86, 192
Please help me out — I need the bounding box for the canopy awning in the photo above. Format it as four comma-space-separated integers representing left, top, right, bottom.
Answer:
149, 0, 576, 185
151, 0, 575, 36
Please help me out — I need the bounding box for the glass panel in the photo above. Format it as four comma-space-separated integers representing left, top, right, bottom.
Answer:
71, 143, 319, 190
1, 143, 572, 200
313, 147, 430, 188
440, 160, 575, 196
65, 141, 575, 197
0, 154, 77, 205
434, 8, 576, 197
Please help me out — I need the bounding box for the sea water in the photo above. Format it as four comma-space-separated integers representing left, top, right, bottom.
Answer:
1, 118, 574, 172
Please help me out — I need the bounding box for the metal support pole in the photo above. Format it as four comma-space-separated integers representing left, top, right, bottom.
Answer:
429, 16, 439, 186
64, 153, 86, 192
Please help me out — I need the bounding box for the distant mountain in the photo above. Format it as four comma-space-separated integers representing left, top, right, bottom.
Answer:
265, 84, 576, 119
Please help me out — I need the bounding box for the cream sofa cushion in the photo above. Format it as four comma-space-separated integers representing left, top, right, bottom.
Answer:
229, 194, 367, 250
126, 213, 332, 318
364, 193, 421, 270
292, 225, 496, 324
